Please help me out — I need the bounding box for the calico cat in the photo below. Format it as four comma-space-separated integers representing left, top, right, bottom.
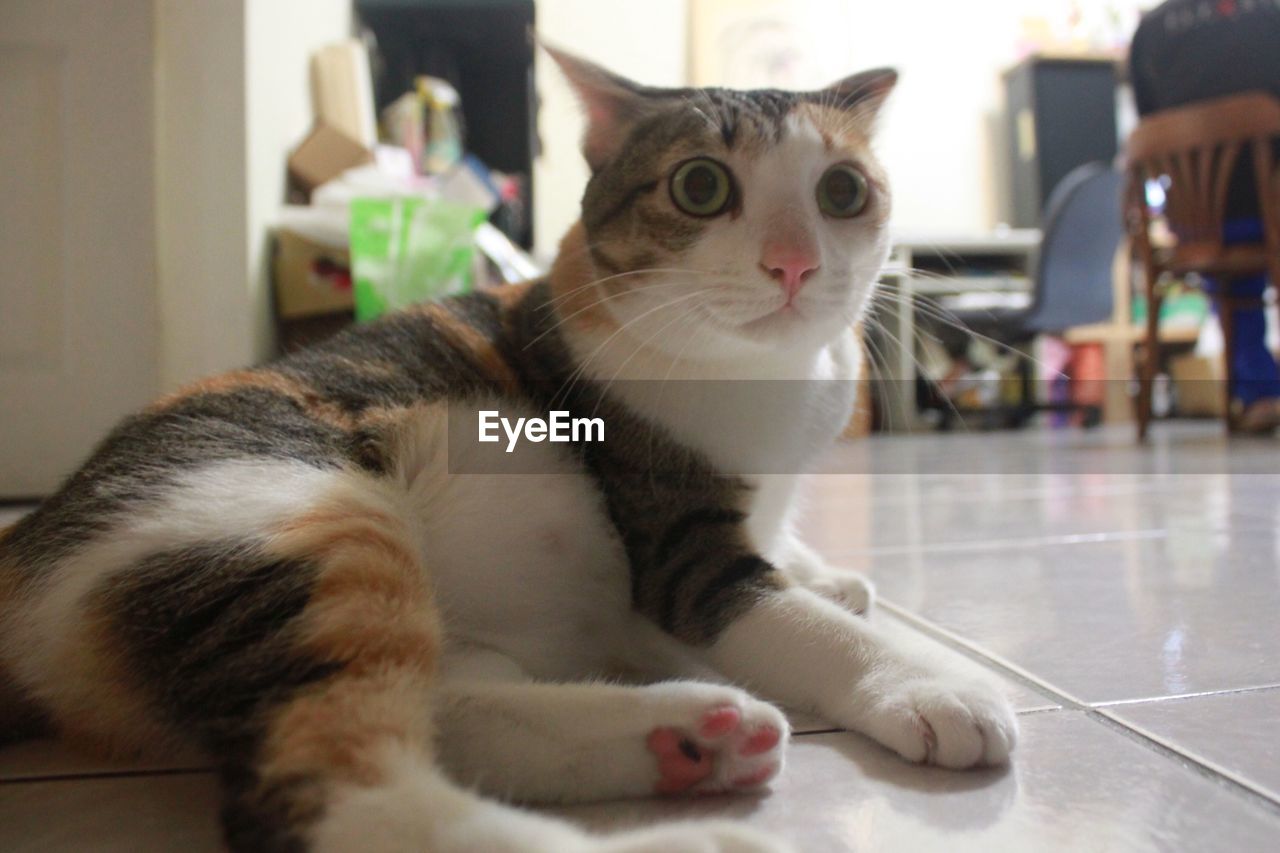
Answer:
0, 47, 1016, 852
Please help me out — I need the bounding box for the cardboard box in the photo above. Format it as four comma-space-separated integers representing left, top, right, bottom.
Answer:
287, 123, 373, 196
1170, 353, 1226, 417
311, 40, 377, 148
273, 228, 354, 320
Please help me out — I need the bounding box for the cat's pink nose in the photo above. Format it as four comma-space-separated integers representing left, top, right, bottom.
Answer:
759, 244, 820, 299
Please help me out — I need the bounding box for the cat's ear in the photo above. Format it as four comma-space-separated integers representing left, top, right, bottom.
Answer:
819, 67, 898, 123
543, 43, 650, 171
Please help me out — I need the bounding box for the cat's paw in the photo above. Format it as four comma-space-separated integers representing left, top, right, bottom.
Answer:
597, 820, 793, 853
854, 676, 1017, 769
806, 569, 875, 616
644, 691, 789, 796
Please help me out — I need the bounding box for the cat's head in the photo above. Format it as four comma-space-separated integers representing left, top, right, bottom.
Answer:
548, 46, 896, 360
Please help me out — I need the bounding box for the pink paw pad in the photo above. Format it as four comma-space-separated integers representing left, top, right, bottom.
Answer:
647, 728, 712, 795
646, 701, 786, 797
699, 706, 742, 738
740, 726, 781, 756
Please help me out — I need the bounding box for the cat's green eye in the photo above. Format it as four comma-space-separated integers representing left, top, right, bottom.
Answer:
670, 158, 733, 217
817, 164, 870, 218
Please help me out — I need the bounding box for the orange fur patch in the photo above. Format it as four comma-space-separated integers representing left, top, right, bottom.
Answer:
481, 279, 534, 310
0, 535, 167, 759
797, 103, 874, 150
344, 359, 404, 381
263, 669, 433, 788
48, 601, 191, 761
548, 223, 621, 334
419, 303, 520, 391
149, 369, 358, 431
261, 501, 441, 786
796, 104, 892, 226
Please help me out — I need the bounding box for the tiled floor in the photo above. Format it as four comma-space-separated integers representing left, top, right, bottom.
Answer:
3, 422, 1279, 851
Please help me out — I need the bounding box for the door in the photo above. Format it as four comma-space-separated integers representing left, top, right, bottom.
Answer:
0, 1, 159, 497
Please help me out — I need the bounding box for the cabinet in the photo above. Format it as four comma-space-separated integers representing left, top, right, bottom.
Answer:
1005, 56, 1119, 228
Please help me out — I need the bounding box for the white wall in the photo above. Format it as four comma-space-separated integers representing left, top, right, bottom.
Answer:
533, 0, 689, 260
155, 0, 249, 391
245, 0, 352, 365
533, 0, 1151, 242
155, 0, 350, 390
799, 0, 1030, 234
1, 0, 161, 495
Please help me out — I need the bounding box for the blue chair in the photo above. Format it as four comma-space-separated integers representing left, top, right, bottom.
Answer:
928, 162, 1125, 428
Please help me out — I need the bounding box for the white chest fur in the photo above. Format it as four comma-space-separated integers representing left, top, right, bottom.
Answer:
591, 328, 861, 551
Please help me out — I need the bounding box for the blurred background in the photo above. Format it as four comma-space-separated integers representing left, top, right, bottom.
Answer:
5, 0, 1265, 496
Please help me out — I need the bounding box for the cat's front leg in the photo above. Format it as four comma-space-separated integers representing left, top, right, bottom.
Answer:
706, 586, 1017, 768
774, 534, 875, 616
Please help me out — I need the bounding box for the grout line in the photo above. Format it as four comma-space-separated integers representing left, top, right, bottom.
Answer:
1087, 710, 1280, 816
1093, 683, 1280, 708
831, 528, 1168, 559
877, 600, 1093, 709
803, 480, 1174, 511
791, 728, 843, 738
878, 599, 1280, 816
0, 766, 211, 786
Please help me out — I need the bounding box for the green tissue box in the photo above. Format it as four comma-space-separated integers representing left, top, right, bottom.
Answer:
349, 196, 486, 321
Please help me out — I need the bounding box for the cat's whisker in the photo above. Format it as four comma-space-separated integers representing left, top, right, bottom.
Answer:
876, 289, 1065, 380
858, 318, 907, 431
680, 95, 721, 134
538, 278, 691, 318
863, 309, 971, 429
549, 288, 713, 410
590, 295, 710, 421
524, 278, 712, 352
831, 106, 879, 138
540, 267, 721, 311
694, 88, 724, 131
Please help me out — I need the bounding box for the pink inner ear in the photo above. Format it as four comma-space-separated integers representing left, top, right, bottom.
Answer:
586, 102, 611, 126
579, 91, 636, 169
550, 62, 636, 167
583, 122, 621, 170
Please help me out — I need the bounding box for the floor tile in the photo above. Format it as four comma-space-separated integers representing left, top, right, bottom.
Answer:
0, 504, 34, 527
548, 710, 1280, 852
4, 714, 1275, 853
0, 739, 208, 783
856, 532, 1280, 704
1106, 687, 1280, 801
2, 422, 1275, 851
0, 772, 221, 853
785, 605, 1060, 719
821, 422, 1280, 478
872, 611, 1057, 713
798, 472, 1278, 555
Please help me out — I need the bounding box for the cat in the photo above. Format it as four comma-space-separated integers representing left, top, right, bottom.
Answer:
0, 46, 1016, 853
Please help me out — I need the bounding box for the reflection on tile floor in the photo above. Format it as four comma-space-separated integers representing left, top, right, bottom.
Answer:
2, 423, 1279, 850
1105, 686, 1280, 801
552, 712, 1280, 852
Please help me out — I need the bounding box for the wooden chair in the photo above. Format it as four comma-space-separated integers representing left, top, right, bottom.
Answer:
1124, 92, 1280, 440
